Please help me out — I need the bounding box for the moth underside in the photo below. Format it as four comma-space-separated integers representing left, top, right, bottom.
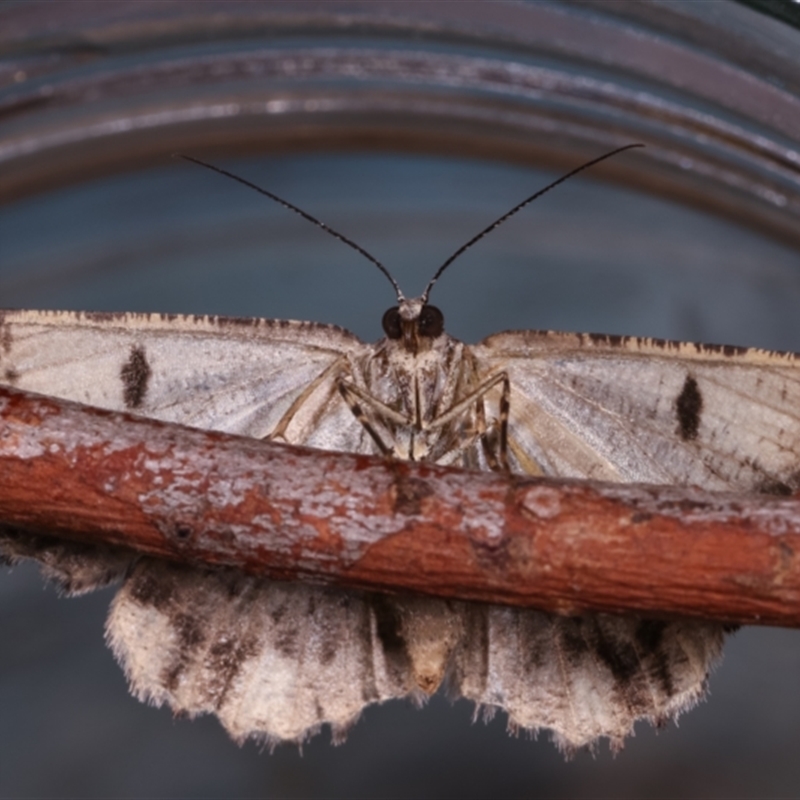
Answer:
3, 307, 800, 752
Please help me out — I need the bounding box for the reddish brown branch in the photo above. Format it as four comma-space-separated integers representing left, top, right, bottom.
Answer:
1, 385, 799, 627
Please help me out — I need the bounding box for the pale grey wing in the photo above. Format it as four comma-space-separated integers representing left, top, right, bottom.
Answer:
448, 606, 724, 752
0, 309, 369, 446
106, 559, 421, 745
471, 330, 800, 492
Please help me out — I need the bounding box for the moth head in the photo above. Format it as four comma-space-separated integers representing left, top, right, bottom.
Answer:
382, 297, 445, 353
179, 145, 642, 345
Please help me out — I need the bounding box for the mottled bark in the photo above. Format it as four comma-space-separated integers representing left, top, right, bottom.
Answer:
1, 385, 798, 627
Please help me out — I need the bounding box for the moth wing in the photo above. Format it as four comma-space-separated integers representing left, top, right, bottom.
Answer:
448, 606, 724, 752
450, 330, 787, 748
471, 330, 800, 492
2, 309, 418, 743
0, 526, 133, 596
0, 309, 370, 449
106, 559, 422, 745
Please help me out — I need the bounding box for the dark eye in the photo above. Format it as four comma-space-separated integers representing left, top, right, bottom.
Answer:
418, 305, 444, 338
382, 307, 402, 339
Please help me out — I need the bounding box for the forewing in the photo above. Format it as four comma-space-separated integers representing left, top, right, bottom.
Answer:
0, 309, 367, 444
472, 330, 800, 492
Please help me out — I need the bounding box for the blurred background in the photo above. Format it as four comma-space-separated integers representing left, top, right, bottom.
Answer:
2, 1, 800, 796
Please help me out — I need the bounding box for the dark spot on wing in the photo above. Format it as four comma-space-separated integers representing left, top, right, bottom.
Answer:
373, 596, 406, 655
205, 634, 260, 709
120, 345, 151, 409
559, 620, 591, 666
129, 567, 173, 610
757, 479, 794, 496
3, 368, 18, 384
649, 645, 680, 699
758, 470, 800, 496
370, 594, 411, 681
635, 619, 666, 652
275, 625, 299, 658
222, 572, 248, 599
320, 630, 339, 665
392, 475, 434, 516
270, 601, 288, 624
590, 623, 641, 687
583, 618, 670, 714
173, 612, 205, 649
159, 609, 207, 693
1, 316, 12, 354
675, 375, 703, 441
162, 662, 185, 692
632, 620, 678, 698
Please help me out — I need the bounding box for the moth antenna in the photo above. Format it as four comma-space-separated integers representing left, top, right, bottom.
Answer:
421, 143, 645, 302
177, 154, 404, 301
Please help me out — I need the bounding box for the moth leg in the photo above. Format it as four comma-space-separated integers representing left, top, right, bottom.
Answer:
267, 358, 347, 442
336, 378, 410, 457
427, 371, 510, 471
496, 372, 510, 471
469, 397, 501, 471
472, 397, 496, 469
336, 380, 411, 427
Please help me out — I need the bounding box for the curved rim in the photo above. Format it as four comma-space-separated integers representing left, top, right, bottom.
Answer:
2, 2, 800, 249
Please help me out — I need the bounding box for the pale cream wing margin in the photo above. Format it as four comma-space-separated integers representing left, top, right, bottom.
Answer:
471, 329, 800, 493
0, 309, 370, 450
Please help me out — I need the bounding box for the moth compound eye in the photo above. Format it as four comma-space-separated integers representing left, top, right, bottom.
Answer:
418, 305, 444, 338
382, 307, 402, 339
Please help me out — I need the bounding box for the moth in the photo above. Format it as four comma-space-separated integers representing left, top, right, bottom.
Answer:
1, 145, 796, 753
